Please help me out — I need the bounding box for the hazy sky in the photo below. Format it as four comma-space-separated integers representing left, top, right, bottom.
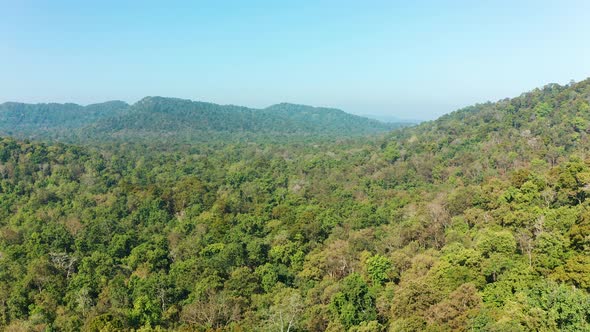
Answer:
2, 1, 590, 120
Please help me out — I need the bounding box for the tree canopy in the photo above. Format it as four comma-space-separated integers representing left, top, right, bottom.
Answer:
1, 79, 590, 330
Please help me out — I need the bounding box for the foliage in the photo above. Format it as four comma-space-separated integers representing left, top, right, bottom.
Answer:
1, 79, 590, 330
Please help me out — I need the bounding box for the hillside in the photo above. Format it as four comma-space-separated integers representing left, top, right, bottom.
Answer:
1, 79, 590, 331
84, 97, 399, 141
386, 78, 590, 187
0, 97, 401, 143
0, 101, 129, 139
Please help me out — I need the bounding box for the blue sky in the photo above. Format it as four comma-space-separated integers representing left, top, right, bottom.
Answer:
1, 1, 589, 120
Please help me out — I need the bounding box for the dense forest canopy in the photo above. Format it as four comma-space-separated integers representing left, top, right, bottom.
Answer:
1, 79, 590, 331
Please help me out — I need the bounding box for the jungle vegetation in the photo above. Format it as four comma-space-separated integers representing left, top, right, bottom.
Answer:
1, 79, 590, 331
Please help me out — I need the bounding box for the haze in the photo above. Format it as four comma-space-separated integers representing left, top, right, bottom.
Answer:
1, 0, 589, 120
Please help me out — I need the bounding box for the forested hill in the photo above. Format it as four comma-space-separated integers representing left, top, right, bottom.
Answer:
385, 78, 590, 185
0, 101, 129, 138
3, 79, 590, 331
0, 97, 400, 142
83, 97, 397, 141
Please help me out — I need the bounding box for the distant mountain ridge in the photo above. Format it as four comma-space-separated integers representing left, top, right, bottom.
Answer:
0, 97, 405, 142
0, 101, 128, 131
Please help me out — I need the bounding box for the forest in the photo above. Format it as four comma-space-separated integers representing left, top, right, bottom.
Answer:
1, 79, 590, 331
0, 99, 402, 143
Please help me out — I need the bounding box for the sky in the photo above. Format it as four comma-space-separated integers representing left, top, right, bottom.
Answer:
1, 0, 590, 120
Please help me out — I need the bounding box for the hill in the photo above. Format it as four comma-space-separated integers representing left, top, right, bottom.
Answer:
0, 101, 129, 139
386, 78, 590, 187
0, 97, 402, 142
84, 97, 400, 141
1, 79, 590, 331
